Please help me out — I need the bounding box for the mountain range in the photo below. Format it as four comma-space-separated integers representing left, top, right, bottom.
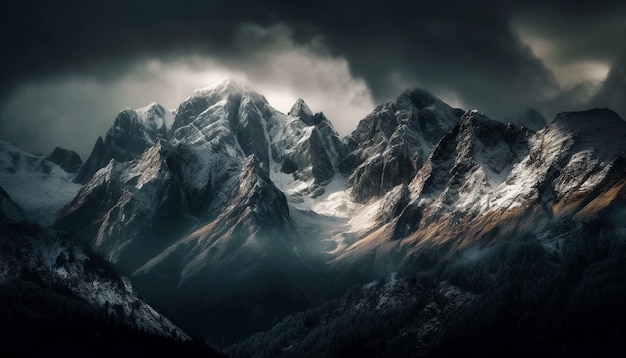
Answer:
1, 78, 625, 355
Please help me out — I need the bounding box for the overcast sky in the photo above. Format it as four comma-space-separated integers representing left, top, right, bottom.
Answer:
1, 0, 625, 158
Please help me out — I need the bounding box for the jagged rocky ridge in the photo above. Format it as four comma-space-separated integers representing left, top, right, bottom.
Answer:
131, 154, 325, 343
340, 88, 463, 203
74, 102, 173, 184
4, 77, 624, 349
56, 140, 188, 273
55, 79, 346, 344
330, 107, 626, 284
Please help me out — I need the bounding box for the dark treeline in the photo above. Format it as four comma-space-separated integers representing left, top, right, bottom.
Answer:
436, 217, 626, 357
226, 276, 443, 358
228, 215, 626, 357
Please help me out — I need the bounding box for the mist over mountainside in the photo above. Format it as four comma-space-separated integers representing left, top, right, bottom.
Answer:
1, 78, 626, 355
229, 214, 626, 357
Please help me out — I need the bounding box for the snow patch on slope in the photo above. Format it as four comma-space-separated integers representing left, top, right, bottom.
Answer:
487, 109, 626, 212
273, 171, 361, 219
0, 140, 82, 225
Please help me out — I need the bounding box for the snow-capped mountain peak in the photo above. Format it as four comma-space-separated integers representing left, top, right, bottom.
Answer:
73, 102, 173, 184
408, 109, 530, 213
343, 87, 463, 203
288, 98, 315, 125
11, 78, 622, 347
190, 76, 244, 99
136, 101, 175, 130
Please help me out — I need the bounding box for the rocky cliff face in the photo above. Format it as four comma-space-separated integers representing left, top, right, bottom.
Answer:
74, 103, 173, 184
56, 140, 187, 273
131, 154, 325, 345
409, 109, 531, 215
341, 88, 462, 203
46, 147, 83, 173
55, 79, 343, 345
331, 108, 626, 283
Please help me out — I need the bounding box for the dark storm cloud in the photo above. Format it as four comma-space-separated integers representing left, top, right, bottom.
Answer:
0, 30, 376, 158
1, 0, 625, 157
1, 1, 623, 92
510, 1, 626, 119
1, 0, 557, 113
279, 1, 560, 116
510, 0, 626, 62
590, 58, 626, 117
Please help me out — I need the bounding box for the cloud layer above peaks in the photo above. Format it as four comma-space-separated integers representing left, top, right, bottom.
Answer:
1, 0, 625, 156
